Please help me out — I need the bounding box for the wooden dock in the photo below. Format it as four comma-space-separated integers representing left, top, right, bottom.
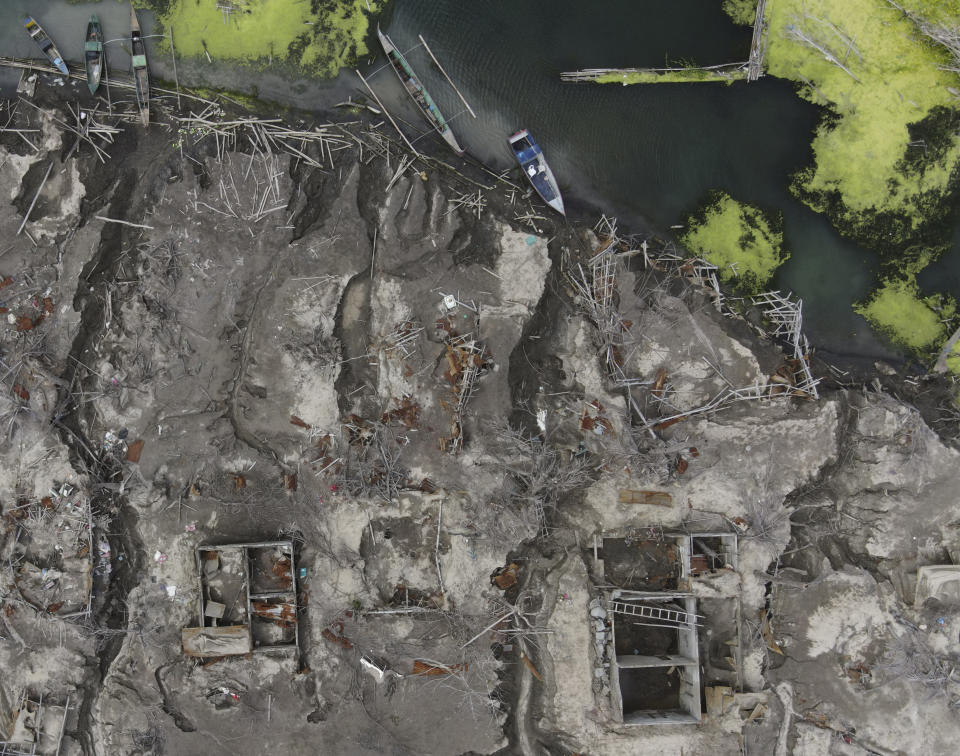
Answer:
747, 0, 770, 81
561, 62, 748, 84
562, 0, 769, 85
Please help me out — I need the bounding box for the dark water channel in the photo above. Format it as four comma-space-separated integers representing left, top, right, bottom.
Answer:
4, 0, 951, 361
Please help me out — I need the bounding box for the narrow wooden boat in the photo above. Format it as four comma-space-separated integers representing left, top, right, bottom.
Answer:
509, 130, 565, 216
130, 8, 150, 126
84, 14, 104, 95
377, 26, 464, 156
23, 15, 69, 75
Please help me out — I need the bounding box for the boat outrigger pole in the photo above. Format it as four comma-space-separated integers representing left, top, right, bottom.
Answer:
417, 35, 477, 119
355, 68, 422, 157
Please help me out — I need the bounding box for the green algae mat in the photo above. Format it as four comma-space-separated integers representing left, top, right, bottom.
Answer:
682, 192, 788, 294
142, 0, 386, 76
601, 0, 960, 370
762, 0, 960, 366
766, 0, 960, 252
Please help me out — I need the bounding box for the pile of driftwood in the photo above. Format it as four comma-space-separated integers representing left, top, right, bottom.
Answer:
174, 105, 352, 169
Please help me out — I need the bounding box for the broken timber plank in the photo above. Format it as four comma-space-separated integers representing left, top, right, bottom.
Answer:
182, 624, 252, 657
618, 489, 672, 507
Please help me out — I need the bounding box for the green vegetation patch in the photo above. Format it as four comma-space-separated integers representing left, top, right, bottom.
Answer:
594, 68, 742, 85
723, 0, 757, 27
766, 0, 960, 252
145, 0, 385, 77
682, 192, 788, 292
854, 278, 946, 351
946, 340, 960, 374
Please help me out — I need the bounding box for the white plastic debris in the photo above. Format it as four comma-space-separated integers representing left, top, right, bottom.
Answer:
360, 655, 388, 683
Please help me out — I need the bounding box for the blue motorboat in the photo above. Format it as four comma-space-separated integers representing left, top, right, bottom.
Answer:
509, 129, 565, 216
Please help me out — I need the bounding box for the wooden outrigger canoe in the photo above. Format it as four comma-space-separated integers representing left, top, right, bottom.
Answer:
377, 26, 463, 156
23, 15, 69, 76
130, 8, 150, 126
84, 14, 104, 95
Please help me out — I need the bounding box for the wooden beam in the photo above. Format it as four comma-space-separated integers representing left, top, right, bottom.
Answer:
169, 26, 181, 111
17, 161, 53, 235
94, 215, 154, 230
355, 68, 420, 157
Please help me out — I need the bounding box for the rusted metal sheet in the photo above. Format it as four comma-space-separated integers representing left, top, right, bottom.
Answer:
492, 562, 520, 590
412, 660, 468, 676
251, 601, 297, 624
321, 627, 352, 649
651, 368, 668, 397
271, 556, 293, 589
617, 490, 672, 507
125, 439, 144, 463
690, 554, 710, 575
520, 652, 543, 682
182, 625, 252, 657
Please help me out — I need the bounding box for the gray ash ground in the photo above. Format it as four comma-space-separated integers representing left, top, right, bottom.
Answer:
1, 76, 960, 756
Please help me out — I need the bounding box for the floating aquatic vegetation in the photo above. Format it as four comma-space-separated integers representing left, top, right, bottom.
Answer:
145, 0, 385, 77
767, 0, 960, 254
682, 191, 788, 293
854, 277, 948, 352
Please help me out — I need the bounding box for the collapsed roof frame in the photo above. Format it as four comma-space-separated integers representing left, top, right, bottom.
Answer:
0, 691, 70, 756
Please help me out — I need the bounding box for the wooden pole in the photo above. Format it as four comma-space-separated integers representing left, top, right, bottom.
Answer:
94, 215, 154, 230
355, 69, 420, 157
103, 53, 113, 115
17, 162, 53, 235
418, 35, 476, 118
169, 26, 182, 111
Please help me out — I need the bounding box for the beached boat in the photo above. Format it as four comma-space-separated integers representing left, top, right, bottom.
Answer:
130, 8, 149, 126
377, 26, 463, 156
23, 16, 69, 76
509, 130, 565, 216
84, 14, 104, 95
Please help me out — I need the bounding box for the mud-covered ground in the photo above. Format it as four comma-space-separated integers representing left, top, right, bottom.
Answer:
1, 73, 960, 756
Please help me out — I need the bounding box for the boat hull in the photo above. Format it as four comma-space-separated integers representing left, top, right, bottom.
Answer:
509, 130, 565, 216
23, 16, 69, 76
85, 15, 104, 95
377, 27, 464, 156
130, 9, 150, 126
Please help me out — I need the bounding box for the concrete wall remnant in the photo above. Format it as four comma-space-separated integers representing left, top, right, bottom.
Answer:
0, 692, 70, 756
914, 565, 960, 608
607, 590, 703, 725
182, 540, 299, 659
